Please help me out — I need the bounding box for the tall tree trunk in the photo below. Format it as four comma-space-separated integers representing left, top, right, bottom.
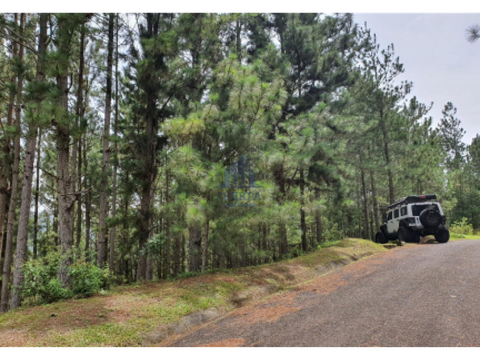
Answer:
369, 169, 380, 232
10, 137, 36, 309
84, 134, 91, 259
278, 223, 288, 258
380, 112, 395, 203
173, 235, 180, 277
56, 16, 76, 287
137, 183, 151, 280
314, 188, 322, 245
201, 220, 209, 273
162, 167, 170, 279
33, 129, 42, 258
0, 136, 10, 277
75, 140, 82, 249
360, 163, 370, 240
52, 177, 59, 248
75, 24, 85, 250
181, 234, 186, 273
136, 14, 161, 281
274, 163, 288, 257
0, 180, 6, 273
300, 169, 307, 252
240, 237, 246, 268
0, 18, 19, 294
1, 13, 24, 311
97, 14, 114, 268
10, 13, 48, 310
262, 224, 268, 263
56, 82, 75, 286
188, 226, 201, 273
109, 13, 120, 274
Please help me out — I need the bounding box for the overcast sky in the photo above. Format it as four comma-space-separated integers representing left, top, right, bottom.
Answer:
353, 13, 480, 144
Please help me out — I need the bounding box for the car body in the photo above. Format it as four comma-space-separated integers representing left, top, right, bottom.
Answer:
375, 194, 450, 244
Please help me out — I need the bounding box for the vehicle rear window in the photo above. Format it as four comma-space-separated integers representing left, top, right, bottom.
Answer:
412, 204, 439, 216
394, 209, 399, 218
400, 207, 407, 216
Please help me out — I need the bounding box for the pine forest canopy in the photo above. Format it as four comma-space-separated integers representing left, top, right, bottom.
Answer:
0, 13, 478, 312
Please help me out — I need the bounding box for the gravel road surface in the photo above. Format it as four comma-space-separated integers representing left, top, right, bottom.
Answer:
166, 240, 480, 347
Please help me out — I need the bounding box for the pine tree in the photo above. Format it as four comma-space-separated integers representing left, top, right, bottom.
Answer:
469, 134, 480, 178
11, 13, 49, 309
97, 13, 115, 268
358, 26, 412, 203
0, 13, 25, 312
438, 101, 466, 171
130, 14, 179, 280
53, 14, 91, 287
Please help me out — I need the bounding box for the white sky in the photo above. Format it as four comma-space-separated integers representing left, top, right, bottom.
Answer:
354, 13, 480, 145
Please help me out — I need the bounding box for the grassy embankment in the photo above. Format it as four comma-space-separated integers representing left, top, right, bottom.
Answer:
0, 238, 386, 347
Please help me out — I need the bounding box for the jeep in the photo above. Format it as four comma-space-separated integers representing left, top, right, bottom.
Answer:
375, 194, 449, 244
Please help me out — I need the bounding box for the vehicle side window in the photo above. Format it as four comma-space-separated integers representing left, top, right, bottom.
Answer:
394, 209, 399, 218
387, 212, 392, 220
400, 207, 407, 216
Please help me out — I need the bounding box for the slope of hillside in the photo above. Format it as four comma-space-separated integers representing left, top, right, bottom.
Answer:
0, 238, 386, 347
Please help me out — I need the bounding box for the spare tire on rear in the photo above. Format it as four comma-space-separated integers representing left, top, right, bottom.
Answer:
419, 207, 442, 228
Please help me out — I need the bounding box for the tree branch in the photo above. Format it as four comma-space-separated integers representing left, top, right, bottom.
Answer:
0, 29, 38, 55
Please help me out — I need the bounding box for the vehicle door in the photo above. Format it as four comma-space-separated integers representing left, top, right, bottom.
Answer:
386, 211, 395, 234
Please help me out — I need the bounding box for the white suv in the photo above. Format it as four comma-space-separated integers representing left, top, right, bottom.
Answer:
375, 194, 449, 244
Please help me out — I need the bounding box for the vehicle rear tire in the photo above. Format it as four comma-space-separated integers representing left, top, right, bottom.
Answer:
435, 229, 450, 243
411, 232, 420, 243
398, 226, 412, 243
375, 231, 387, 244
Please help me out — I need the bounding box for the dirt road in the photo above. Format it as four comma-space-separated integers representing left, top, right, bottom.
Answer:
166, 240, 480, 347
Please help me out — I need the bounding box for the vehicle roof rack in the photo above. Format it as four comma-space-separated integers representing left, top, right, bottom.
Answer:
387, 194, 438, 210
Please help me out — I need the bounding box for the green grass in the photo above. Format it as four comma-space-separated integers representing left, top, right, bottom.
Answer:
0, 238, 386, 347
317, 240, 342, 249
450, 233, 479, 241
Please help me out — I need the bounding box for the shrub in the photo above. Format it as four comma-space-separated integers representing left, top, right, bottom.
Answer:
69, 261, 110, 298
450, 217, 474, 235
21, 252, 64, 304
21, 253, 110, 305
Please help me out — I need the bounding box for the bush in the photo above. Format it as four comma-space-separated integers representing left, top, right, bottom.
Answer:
69, 261, 110, 298
22, 252, 65, 304
21, 253, 110, 305
320, 218, 345, 244
450, 217, 474, 235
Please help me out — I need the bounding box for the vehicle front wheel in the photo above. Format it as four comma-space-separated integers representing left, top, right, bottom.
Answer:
398, 226, 412, 243
435, 229, 450, 243
375, 231, 387, 244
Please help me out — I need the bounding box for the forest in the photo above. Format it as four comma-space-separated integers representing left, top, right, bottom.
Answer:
0, 13, 478, 313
